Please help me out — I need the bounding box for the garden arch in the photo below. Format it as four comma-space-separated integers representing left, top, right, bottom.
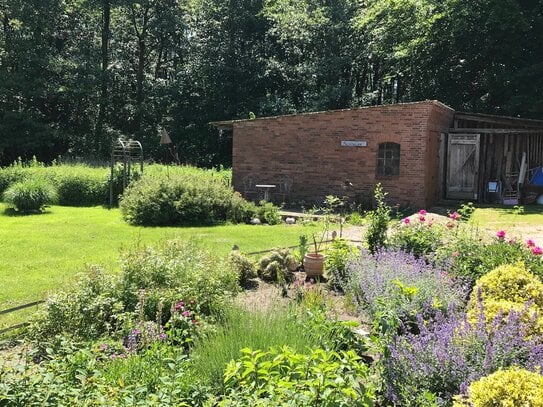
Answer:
110, 138, 143, 207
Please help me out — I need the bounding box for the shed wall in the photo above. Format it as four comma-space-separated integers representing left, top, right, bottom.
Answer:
232, 101, 454, 208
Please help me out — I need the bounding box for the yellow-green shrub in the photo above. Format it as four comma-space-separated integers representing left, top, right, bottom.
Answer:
467, 264, 543, 332
453, 367, 543, 407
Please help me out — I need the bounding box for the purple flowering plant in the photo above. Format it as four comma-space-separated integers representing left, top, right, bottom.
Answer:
123, 321, 166, 353
346, 249, 466, 334
383, 305, 543, 406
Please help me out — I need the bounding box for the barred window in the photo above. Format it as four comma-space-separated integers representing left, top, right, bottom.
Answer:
377, 142, 400, 176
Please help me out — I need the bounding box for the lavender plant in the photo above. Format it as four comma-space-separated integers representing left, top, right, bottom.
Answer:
345, 249, 466, 332
384, 308, 543, 406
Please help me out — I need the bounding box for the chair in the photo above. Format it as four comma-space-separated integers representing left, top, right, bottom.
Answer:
276, 176, 293, 203
242, 175, 258, 201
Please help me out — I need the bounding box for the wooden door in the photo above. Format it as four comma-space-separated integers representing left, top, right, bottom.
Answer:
446, 134, 480, 200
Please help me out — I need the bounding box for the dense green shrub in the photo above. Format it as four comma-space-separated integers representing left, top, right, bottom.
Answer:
467, 263, 543, 333
435, 228, 543, 283
389, 213, 445, 259
219, 347, 376, 406
29, 240, 239, 341
254, 200, 281, 225
453, 367, 543, 407
119, 174, 250, 225
29, 266, 122, 340
118, 240, 239, 319
54, 173, 107, 206
3, 179, 58, 212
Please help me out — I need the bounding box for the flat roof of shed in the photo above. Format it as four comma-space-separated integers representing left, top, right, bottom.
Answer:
209, 100, 453, 130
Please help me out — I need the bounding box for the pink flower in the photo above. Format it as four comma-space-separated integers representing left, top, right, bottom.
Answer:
182, 310, 192, 318
419, 216, 426, 222
419, 209, 427, 216
496, 230, 506, 240
449, 211, 460, 221
174, 301, 185, 311
402, 217, 411, 224
527, 239, 536, 248
532, 246, 543, 255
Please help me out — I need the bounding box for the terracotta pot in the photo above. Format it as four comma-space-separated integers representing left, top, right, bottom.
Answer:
303, 252, 324, 278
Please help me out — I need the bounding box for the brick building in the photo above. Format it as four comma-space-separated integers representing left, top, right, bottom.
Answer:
212, 100, 543, 208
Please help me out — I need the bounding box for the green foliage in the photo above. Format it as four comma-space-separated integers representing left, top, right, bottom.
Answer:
3, 179, 57, 212
258, 248, 298, 283
29, 240, 239, 341
189, 305, 311, 388
453, 367, 543, 407
436, 229, 543, 283
325, 239, 357, 290
347, 211, 364, 226
0, 162, 232, 208
0, 340, 210, 406
2, 0, 543, 167
118, 240, 239, 319
389, 216, 444, 258
301, 306, 368, 355
220, 346, 376, 406
228, 251, 258, 287
296, 234, 309, 263
254, 200, 282, 225
365, 183, 390, 253
120, 174, 248, 226
29, 266, 122, 341
457, 202, 476, 222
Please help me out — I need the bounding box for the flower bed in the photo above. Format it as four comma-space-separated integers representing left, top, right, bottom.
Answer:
3, 200, 543, 406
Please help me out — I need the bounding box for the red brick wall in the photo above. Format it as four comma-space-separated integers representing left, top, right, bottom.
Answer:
232, 101, 454, 208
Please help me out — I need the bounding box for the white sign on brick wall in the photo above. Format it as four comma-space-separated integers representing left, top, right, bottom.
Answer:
341, 140, 367, 147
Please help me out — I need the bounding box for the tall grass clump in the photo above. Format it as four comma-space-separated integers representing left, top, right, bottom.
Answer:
189, 304, 310, 388
0, 158, 233, 208
3, 179, 58, 212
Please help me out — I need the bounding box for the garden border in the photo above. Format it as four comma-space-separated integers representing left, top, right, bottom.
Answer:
0, 238, 363, 336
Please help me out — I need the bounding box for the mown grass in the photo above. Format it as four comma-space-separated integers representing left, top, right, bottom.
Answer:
0, 203, 316, 328
469, 205, 543, 229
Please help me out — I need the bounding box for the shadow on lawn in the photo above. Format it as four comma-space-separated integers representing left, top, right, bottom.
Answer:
475, 204, 543, 216
3, 207, 53, 217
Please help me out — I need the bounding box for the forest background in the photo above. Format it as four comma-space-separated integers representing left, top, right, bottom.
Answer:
1, 0, 541, 166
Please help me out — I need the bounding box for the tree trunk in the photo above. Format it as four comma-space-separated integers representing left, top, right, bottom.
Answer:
95, 0, 110, 155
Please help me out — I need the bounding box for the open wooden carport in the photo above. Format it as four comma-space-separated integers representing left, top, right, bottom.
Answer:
443, 112, 543, 204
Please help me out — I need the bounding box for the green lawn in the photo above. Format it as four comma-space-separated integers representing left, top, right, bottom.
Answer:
0, 204, 315, 324
469, 205, 543, 229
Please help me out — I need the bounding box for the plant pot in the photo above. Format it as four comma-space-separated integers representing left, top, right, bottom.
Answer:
303, 252, 324, 278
